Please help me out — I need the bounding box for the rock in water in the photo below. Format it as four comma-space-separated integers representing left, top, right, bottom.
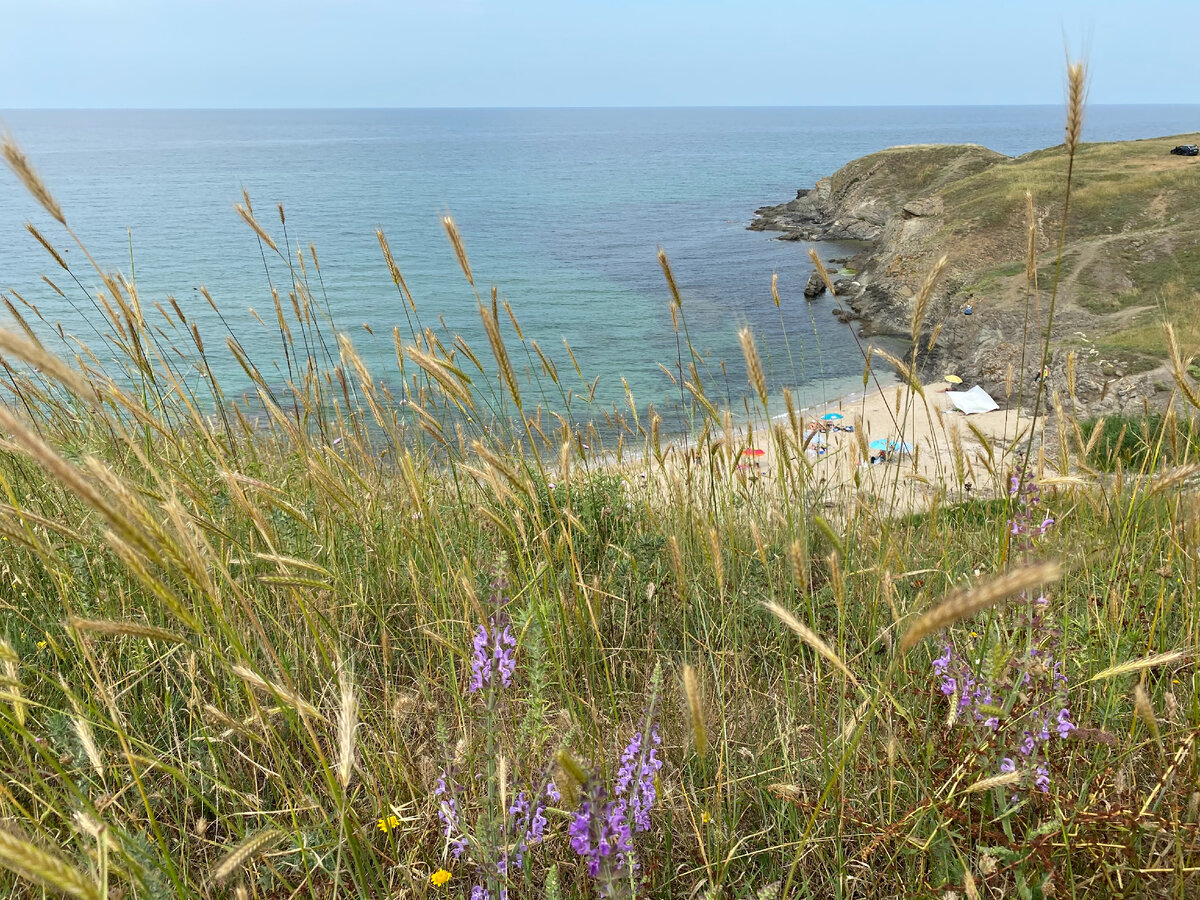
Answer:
804, 269, 827, 299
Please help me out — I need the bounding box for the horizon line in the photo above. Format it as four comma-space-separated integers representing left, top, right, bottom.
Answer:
3, 102, 1200, 113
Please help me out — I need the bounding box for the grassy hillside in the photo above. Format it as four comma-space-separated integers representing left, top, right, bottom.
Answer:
872, 132, 1200, 367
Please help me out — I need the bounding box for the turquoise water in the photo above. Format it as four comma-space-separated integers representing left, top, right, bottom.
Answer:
2, 106, 1198, 430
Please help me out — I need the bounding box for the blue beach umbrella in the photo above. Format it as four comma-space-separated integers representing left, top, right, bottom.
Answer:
869, 439, 913, 454
820, 412, 843, 421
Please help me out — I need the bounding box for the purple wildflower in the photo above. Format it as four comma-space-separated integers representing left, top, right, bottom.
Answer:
1035, 764, 1051, 793
1055, 707, 1075, 739
471, 886, 489, 900
435, 770, 468, 858
569, 779, 634, 880
1000, 757, 1016, 774
932, 647, 952, 674
506, 789, 549, 868
528, 803, 548, 844
1019, 732, 1036, 756
468, 616, 517, 693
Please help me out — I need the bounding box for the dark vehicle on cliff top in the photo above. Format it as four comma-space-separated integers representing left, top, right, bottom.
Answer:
1169, 144, 1199, 156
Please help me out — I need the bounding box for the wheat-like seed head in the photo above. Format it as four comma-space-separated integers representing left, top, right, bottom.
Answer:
926, 322, 944, 351
441, 215, 474, 286
681, 664, 708, 755
0, 828, 100, 900
872, 346, 922, 392
68, 618, 184, 644
806, 248, 837, 296
337, 667, 358, 789
234, 202, 278, 253
376, 228, 417, 312
707, 527, 724, 589
2, 137, 66, 225
479, 303, 521, 407
1132, 681, 1161, 744
764, 601, 861, 688
230, 665, 322, 719
962, 769, 1022, 794
0, 639, 25, 728
771, 272, 780, 308
911, 255, 948, 343
898, 560, 1062, 654
73, 714, 104, 781
1165, 323, 1200, 408
210, 829, 284, 884
405, 344, 474, 410
503, 300, 525, 341
498, 755, 509, 824
24, 223, 68, 270
668, 535, 685, 588
738, 327, 769, 407
1025, 190, 1038, 285
1065, 61, 1087, 156
658, 248, 683, 310
963, 865, 980, 900
1087, 649, 1190, 682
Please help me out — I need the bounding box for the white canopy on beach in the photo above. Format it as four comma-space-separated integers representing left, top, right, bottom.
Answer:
947, 385, 1000, 415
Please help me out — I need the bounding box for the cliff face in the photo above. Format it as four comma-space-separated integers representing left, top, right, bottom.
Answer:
751, 134, 1200, 414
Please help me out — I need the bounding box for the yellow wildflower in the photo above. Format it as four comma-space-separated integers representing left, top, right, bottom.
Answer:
376, 814, 400, 833
430, 868, 452, 887
701, 811, 711, 824
36, 640, 47, 651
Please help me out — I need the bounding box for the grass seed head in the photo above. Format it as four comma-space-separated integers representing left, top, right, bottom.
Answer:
2, 137, 66, 224
682, 664, 708, 755
899, 561, 1062, 654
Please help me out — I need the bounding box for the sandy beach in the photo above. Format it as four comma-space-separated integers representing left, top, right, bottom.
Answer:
629, 380, 1040, 513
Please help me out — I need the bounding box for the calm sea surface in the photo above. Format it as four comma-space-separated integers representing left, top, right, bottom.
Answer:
2, 106, 1197, 430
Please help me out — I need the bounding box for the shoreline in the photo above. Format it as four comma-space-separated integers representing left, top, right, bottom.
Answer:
618, 377, 1037, 513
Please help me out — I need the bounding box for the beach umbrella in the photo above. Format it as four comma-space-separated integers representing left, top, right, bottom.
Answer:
944, 374, 963, 384
869, 438, 913, 453
742, 448, 766, 457
820, 412, 844, 421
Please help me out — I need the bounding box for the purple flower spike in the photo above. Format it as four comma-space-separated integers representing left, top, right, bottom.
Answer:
468, 615, 517, 693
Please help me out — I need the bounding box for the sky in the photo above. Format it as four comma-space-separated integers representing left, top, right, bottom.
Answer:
1, 0, 1198, 108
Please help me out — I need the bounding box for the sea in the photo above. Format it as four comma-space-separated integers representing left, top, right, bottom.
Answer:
2, 106, 1198, 434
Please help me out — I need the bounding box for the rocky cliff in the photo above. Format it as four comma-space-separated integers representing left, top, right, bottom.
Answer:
751, 134, 1200, 415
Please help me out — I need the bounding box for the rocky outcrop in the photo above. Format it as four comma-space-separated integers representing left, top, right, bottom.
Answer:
751, 144, 1002, 243
749, 133, 1200, 414
803, 269, 827, 299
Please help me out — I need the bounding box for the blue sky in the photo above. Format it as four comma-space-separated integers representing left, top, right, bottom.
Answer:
2, 0, 1198, 108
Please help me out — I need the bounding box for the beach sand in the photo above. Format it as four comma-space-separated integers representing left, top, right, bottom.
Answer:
626, 381, 1040, 513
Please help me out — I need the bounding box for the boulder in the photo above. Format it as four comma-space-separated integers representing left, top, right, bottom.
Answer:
804, 270, 828, 299
901, 197, 944, 219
